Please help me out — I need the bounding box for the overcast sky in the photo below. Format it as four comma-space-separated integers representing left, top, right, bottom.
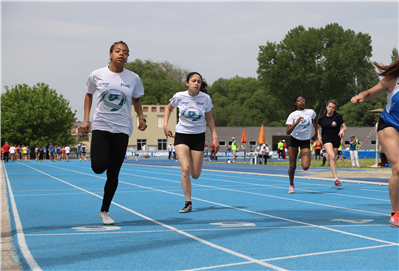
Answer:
2, 1, 398, 120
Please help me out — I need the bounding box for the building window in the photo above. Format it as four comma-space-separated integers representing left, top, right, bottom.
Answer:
249, 141, 257, 146
228, 141, 233, 146
157, 116, 164, 128
158, 139, 167, 150
137, 139, 147, 151
152, 107, 157, 112
219, 141, 226, 146
160, 107, 165, 112
143, 107, 148, 112
371, 140, 376, 144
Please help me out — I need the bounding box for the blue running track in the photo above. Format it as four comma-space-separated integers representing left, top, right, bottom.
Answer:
3, 159, 398, 270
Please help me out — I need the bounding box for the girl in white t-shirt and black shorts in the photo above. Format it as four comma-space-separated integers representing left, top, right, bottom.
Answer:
164, 72, 219, 213
81, 41, 147, 225
286, 95, 319, 194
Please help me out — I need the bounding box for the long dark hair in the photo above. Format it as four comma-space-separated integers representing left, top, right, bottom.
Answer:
293, 95, 304, 110
186, 72, 208, 94
373, 57, 399, 78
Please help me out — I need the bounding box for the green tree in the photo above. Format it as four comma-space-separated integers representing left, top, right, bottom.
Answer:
125, 59, 189, 105
1, 83, 76, 147
338, 94, 386, 126
208, 76, 285, 126
391, 47, 398, 63
257, 23, 379, 118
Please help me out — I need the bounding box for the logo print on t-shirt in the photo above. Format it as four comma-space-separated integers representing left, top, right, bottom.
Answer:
298, 118, 310, 129
332, 121, 337, 127
181, 107, 202, 121
100, 89, 126, 112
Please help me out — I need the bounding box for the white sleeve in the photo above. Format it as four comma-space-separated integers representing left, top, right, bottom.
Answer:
132, 77, 144, 98
169, 93, 180, 108
285, 112, 294, 125
86, 72, 97, 94
205, 95, 214, 113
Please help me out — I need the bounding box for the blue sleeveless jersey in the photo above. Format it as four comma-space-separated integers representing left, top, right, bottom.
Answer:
380, 77, 399, 130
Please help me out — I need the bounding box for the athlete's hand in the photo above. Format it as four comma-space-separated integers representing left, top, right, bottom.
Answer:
351, 95, 363, 104
81, 122, 91, 133
164, 127, 174, 138
138, 119, 147, 131
295, 116, 304, 125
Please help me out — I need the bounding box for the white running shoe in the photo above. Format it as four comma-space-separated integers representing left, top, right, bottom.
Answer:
288, 185, 295, 194
99, 211, 115, 225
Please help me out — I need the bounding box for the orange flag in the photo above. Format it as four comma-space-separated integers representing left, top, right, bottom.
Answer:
257, 125, 265, 144
241, 130, 247, 143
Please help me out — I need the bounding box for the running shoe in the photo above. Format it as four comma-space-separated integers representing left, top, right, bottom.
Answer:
334, 179, 342, 187
390, 212, 399, 227
288, 185, 295, 194
99, 211, 115, 225
179, 202, 192, 213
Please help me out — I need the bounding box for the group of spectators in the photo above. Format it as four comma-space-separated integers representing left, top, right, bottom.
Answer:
1, 142, 88, 163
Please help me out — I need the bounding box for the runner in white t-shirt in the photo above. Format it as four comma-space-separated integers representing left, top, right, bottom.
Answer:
285, 95, 319, 194
81, 41, 147, 225
164, 72, 219, 213
65, 145, 70, 162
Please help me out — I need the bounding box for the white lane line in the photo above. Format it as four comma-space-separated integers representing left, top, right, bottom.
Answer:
19, 163, 287, 271
184, 244, 397, 271
3, 162, 42, 271
30, 164, 397, 244
120, 167, 390, 201
51, 163, 391, 204
24, 224, 387, 237
122, 163, 390, 186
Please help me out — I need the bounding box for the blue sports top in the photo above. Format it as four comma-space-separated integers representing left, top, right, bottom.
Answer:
381, 77, 399, 130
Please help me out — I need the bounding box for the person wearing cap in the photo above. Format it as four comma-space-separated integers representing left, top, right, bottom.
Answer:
231, 137, 237, 162
168, 142, 173, 160
349, 135, 361, 168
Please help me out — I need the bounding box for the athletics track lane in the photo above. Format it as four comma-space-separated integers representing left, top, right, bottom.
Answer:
3, 160, 398, 270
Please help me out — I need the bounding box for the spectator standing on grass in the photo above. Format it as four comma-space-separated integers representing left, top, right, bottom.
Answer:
231, 137, 237, 163
163, 72, 219, 213
313, 140, 322, 160
349, 135, 361, 168
168, 143, 173, 160
43, 146, 47, 161
350, 56, 399, 227
82, 40, 147, 225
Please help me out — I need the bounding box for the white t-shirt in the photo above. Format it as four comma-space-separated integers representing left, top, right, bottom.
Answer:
167, 144, 173, 152
10, 147, 15, 154
169, 91, 213, 134
86, 67, 144, 136
65, 146, 70, 154
286, 109, 316, 141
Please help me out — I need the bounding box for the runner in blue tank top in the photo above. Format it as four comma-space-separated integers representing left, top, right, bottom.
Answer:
351, 57, 399, 227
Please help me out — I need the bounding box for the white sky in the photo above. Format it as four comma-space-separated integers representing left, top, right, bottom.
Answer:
2, 0, 398, 120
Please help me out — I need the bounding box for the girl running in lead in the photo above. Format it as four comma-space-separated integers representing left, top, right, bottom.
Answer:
286, 95, 319, 193
164, 73, 219, 213
351, 57, 399, 227
81, 40, 147, 225
317, 101, 347, 187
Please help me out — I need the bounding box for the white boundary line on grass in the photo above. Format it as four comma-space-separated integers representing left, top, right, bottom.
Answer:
3, 162, 42, 271
18, 163, 288, 271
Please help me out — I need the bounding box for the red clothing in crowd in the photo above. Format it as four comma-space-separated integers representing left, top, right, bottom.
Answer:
3, 143, 10, 153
